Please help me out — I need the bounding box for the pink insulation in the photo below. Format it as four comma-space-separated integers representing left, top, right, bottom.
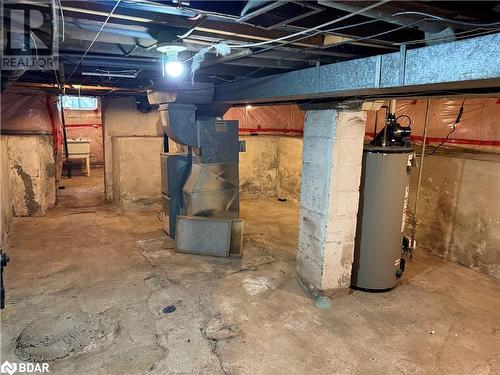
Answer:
1, 92, 65, 179
225, 98, 499, 152
1, 93, 63, 154
224, 104, 304, 135
2, 93, 57, 134
365, 98, 500, 152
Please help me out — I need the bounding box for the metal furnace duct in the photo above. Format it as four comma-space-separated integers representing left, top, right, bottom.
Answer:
160, 153, 191, 237
352, 146, 412, 291
157, 101, 242, 256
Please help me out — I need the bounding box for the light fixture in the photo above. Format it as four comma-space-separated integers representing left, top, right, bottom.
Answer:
245, 104, 253, 110
156, 42, 187, 55
156, 42, 187, 78
71, 84, 82, 89
165, 61, 184, 77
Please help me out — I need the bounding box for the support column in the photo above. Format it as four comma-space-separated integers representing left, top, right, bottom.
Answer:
297, 109, 366, 297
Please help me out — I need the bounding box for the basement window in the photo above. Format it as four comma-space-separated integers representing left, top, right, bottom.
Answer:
62, 96, 98, 110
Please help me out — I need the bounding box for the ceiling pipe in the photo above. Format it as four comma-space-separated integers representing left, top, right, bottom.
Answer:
410, 99, 431, 258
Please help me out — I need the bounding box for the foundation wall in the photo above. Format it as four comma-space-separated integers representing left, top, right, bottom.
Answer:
1, 137, 12, 245
407, 152, 500, 279
3, 135, 56, 217
239, 135, 303, 202
102, 97, 163, 201
111, 136, 163, 209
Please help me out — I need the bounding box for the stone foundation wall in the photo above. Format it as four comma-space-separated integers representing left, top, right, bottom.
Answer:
4, 135, 56, 217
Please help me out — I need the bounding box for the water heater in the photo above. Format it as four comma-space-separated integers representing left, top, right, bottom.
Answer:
351, 100, 413, 291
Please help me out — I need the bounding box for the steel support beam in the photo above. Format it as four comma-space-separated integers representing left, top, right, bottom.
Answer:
214, 33, 500, 104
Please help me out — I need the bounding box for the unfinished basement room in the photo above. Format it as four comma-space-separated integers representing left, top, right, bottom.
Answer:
1, 1, 499, 374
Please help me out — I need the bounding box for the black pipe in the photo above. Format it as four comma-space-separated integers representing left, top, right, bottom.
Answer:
163, 133, 169, 153
1, 249, 10, 310
59, 100, 72, 178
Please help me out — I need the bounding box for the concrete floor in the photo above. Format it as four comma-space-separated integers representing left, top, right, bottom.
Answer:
1, 168, 499, 374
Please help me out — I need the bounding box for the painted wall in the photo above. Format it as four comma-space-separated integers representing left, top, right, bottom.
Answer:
407, 152, 500, 279
102, 97, 162, 201
239, 135, 303, 202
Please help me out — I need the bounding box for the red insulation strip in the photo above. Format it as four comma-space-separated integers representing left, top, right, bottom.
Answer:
65, 123, 102, 128
239, 128, 303, 134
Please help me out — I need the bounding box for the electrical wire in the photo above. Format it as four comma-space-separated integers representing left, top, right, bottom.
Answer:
80, 3, 496, 97
182, 12, 402, 64
321, 17, 385, 34
29, 31, 45, 72
158, 21, 433, 93
393, 12, 500, 28
143, 3, 495, 87
135, 22, 500, 96
393, 27, 500, 46
241, 18, 423, 60
188, 19, 426, 84
223, 7, 499, 56
57, 0, 65, 42
396, 114, 412, 127
197, 23, 497, 74
209, 14, 426, 68
225, 0, 389, 48
317, 19, 426, 49
66, 0, 122, 83
180, 17, 418, 83
428, 98, 466, 156
254, 24, 500, 69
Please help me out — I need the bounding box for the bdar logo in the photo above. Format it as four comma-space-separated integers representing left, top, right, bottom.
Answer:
0, 361, 17, 375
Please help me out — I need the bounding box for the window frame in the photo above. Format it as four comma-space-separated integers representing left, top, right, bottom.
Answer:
62, 95, 98, 111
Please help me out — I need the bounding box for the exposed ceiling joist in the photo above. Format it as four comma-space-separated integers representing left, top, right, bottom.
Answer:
5, 0, 499, 92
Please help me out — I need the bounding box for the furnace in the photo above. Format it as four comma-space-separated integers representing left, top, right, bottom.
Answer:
151, 93, 244, 257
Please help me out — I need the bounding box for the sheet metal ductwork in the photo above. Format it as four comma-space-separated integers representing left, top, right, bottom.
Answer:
159, 104, 239, 221
156, 98, 242, 257
159, 104, 198, 146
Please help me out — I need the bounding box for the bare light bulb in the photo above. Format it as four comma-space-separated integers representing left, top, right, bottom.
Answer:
165, 61, 184, 77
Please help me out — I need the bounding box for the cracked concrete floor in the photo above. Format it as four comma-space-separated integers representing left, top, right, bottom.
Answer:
1, 170, 499, 374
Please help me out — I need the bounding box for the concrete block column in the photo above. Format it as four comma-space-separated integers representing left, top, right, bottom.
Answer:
296, 109, 366, 297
